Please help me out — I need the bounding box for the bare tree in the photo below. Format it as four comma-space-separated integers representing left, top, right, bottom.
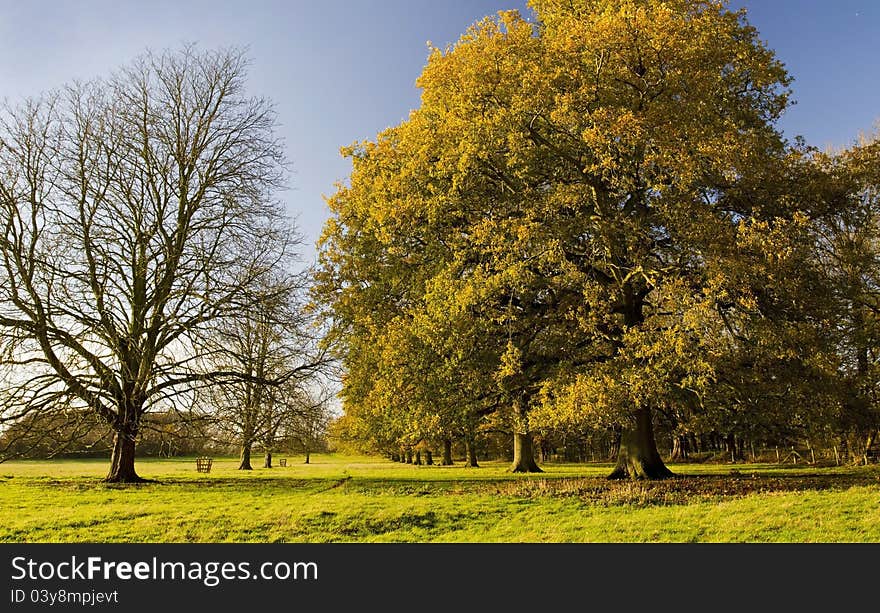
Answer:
282, 386, 334, 465
204, 272, 326, 470
0, 46, 294, 482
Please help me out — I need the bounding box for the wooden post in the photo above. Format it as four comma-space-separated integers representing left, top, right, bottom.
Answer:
775, 447, 780, 463
833, 446, 840, 466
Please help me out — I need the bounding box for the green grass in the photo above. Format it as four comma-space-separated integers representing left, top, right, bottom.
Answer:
1, 455, 878, 542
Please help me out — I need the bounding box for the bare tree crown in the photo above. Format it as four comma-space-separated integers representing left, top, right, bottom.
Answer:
0, 47, 296, 468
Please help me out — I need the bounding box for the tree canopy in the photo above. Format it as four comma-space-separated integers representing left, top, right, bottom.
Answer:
315, 0, 878, 477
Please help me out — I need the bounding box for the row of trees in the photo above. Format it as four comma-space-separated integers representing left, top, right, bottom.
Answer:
0, 47, 331, 481
2, 2, 877, 483
0, 404, 331, 466
314, 0, 880, 478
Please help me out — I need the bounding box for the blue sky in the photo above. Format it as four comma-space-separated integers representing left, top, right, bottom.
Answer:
1, 1, 878, 263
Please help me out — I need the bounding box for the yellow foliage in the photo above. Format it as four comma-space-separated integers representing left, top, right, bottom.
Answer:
313, 0, 822, 445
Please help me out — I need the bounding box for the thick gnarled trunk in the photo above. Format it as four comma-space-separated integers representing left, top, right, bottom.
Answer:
239, 443, 253, 470
608, 408, 673, 480
608, 287, 673, 480
510, 431, 542, 473
105, 401, 145, 483
509, 398, 542, 473
441, 438, 453, 465
105, 431, 144, 483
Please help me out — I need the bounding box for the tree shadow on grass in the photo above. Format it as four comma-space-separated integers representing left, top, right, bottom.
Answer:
483, 469, 880, 506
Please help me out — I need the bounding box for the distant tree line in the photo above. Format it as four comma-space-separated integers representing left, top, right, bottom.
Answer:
0, 408, 331, 461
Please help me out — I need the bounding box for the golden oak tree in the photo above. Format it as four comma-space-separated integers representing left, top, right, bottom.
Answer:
317, 0, 802, 477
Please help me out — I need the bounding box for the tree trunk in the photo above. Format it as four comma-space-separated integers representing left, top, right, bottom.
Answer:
441, 438, 453, 465
264, 450, 272, 468
689, 433, 699, 454
670, 435, 682, 461
105, 399, 145, 483
607, 408, 673, 480
845, 434, 861, 464
414, 450, 422, 465
425, 450, 433, 465
304, 448, 310, 464
405, 448, 413, 464
239, 442, 253, 470
509, 397, 542, 473
509, 431, 542, 473
726, 433, 737, 463
864, 430, 877, 465
105, 431, 143, 483
464, 436, 479, 467
391, 452, 400, 462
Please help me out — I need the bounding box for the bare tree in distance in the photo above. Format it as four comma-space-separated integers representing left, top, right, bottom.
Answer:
0, 46, 299, 482
278, 382, 335, 465
256, 380, 334, 468
204, 271, 328, 470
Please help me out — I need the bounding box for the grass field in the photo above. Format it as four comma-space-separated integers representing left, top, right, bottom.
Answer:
1, 454, 878, 542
